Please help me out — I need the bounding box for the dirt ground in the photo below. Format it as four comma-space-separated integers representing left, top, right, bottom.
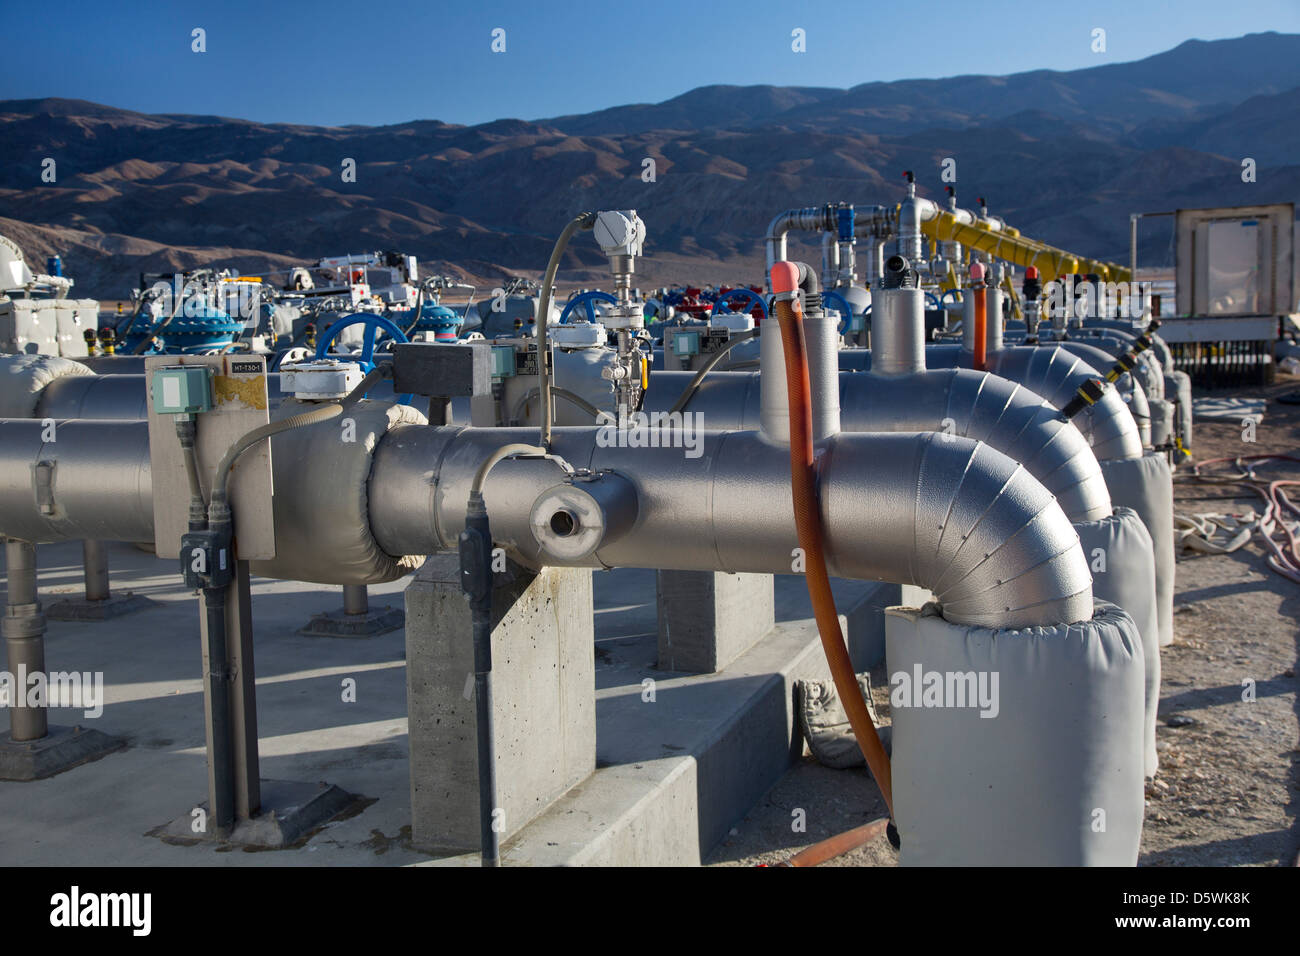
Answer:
708, 374, 1300, 868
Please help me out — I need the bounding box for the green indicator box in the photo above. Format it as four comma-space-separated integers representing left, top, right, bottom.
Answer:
151, 366, 213, 414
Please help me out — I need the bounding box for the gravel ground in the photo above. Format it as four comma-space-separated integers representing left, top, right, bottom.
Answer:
708, 374, 1300, 868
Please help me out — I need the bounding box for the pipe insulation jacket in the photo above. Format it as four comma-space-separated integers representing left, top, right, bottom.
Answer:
368, 425, 1094, 628
880, 344, 1146, 461
0, 414, 1094, 626
645, 368, 1113, 523
0, 418, 154, 543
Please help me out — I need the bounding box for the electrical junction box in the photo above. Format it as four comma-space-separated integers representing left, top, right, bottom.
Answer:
280, 359, 363, 400
491, 345, 516, 378
145, 354, 275, 561
551, 322, 606, 349
392, 341, 492, 397
673, 330, 700, 357
151, 365, 214, 414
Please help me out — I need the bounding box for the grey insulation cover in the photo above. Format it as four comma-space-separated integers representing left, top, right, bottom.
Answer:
1075, 507, 1159, 777
249, 399, 428, 585
1168, 371, 1193, 455
1100, 453, 1175, 647
885, 601, 1145, 866
1150, 399, 1174, 450
0, 353, 93, 417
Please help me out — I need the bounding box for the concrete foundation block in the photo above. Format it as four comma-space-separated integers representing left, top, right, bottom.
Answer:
405, 553, 595, 854
0, 725, 124, 780
151, 779, 357, 848
299, 605, 404, 637
45, 593, 158, 622
656, 571, 775, 673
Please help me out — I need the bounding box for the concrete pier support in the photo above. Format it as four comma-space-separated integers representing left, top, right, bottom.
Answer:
300, 584, 404, 637
656, 571, 775, 673
405, 553, 595, 855
46, 540, 158, 621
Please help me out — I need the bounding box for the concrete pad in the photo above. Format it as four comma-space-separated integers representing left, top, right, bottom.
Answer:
46, 592, 159, 621
151, 779, 358, 848
0, 541, 898, 866
0, 724, 124, 780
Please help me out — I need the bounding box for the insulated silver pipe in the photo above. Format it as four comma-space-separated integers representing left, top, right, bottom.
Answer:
871, 268, 925, 377
986, 278, 1004, 354
837, 344, 1145, 462
804, 314, 841, 440
981, 348, 1144, 460
0, 416, 1093, 626
0, 420, 154, 543
895, 195, 939, 262
764, 208, 833, 288
368, 425, 1093, 628
645, 368, 1112, 522
32, 372, 398, 420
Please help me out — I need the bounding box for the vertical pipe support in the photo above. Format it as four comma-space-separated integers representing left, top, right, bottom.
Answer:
4, 539, 49, 742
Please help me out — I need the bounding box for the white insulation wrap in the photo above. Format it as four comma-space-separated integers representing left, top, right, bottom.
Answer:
248, 399, 428, 585
0, 353, 94, 417
1100, 452, 1175, 646
886, 602, 1145, 866
1075, 507, 1160, 777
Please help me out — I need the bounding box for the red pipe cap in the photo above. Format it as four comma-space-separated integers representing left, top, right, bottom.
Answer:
770, 261, 800, 295
1025, 266, 1039, 279
969, 262, 985, 281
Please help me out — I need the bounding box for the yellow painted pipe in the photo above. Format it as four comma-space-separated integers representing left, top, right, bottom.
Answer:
921, 211, 1130, 283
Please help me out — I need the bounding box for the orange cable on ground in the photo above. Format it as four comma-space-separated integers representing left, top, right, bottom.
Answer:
776, 818, 891, 867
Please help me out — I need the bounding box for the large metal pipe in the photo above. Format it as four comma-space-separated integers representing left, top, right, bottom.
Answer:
839, 344, 1144, 461
368, 425, 1092, 628
0, 416, 1092, 627
32, 371, 400, 420
765, 207, 834, 288
871, 256, 926, 376
0, 420, 154, 543
646, 368, 1112, 522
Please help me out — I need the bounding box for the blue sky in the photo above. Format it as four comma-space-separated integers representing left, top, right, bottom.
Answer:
3, 0, 1299, 127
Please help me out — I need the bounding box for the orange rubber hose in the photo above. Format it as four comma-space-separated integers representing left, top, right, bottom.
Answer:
770, 266, 894, 820
777, 817, 891, 867
971, 263, 988, 371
